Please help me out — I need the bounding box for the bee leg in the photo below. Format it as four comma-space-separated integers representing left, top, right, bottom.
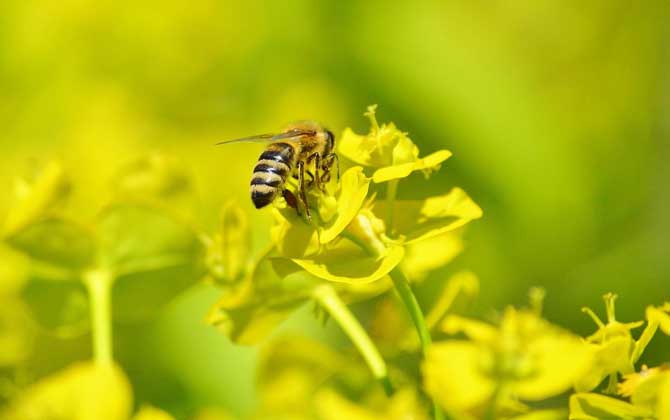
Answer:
306, 170, 315, 187
322, 153, 339, 185
297, 161, 311, 221
282, 189, 299, 213
307, 152, 326, 193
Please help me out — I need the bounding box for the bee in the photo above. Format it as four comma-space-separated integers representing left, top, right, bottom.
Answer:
216, 121, 339, 220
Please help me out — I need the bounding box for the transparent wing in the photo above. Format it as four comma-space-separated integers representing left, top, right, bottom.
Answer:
215, 128, 315, 146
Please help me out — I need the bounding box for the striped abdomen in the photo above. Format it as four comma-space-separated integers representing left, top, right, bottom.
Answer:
250, 142, 296, 209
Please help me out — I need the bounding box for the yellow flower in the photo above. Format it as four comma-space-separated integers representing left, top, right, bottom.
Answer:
423, 296, 591, 417
338, 105, 452, 183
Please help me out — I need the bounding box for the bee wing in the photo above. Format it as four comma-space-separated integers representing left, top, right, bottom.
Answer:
215, 129, 315, 146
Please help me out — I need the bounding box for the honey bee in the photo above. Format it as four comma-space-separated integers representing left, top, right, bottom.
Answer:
216, 121, 339, 220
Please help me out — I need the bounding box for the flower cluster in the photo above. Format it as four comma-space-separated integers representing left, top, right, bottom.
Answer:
207, 105, 482, 346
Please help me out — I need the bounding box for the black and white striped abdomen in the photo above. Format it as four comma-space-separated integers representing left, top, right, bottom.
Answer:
250, 143, 295, 209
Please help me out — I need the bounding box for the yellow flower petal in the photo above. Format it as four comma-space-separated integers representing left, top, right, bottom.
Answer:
2, 362, 132, 420
338, 105, 418, 168
512, 331, 591, 401
375, 188, 482, 244
133, 406, 175, 420
319, 167, 371, 244
291, 244, 404, 284
569, 393, 652, 419
401, 232, 463, 282
372, 150, 452, 183
423, 341, 495, 412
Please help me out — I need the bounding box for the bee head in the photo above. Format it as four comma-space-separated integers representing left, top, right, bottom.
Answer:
325, 129, 335, 151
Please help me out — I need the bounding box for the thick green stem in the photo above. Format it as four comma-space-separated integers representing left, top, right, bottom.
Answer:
389, 267, 444, 420
312, 284, 394, 396
84, 269, 113, 365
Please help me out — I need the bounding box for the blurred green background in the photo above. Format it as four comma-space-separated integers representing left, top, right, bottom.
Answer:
1, 0, 668, 418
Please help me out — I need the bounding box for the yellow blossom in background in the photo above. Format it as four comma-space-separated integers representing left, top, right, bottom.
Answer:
424, 296, 591, 419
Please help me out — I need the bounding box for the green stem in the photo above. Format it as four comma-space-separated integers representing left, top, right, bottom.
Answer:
389, 267, 444, 420
84, 269, 113, 365
386, 179, 399, 235
389, 267, 432, 354
312, 284, 394, 396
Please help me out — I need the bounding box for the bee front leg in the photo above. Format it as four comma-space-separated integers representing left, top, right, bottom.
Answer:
308, 152, 325, 193
297, 161, 311, 221
321, 153, 339, 185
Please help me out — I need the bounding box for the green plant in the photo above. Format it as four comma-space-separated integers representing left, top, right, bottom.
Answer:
1, 107, 668, 420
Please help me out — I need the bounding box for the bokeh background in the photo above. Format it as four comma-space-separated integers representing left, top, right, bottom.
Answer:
1, 0, 668, 418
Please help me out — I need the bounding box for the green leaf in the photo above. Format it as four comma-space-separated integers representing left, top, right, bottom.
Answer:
97, 204, 205, 321
1, 362, 133, 420
132, 406, 176, 420
207, 257, 313, 345
0, 298, 35, 367
291, 243, 404, 285
97, 204, 202, 276
6, 218, 96, 272
373, 188, 482, 244
569, 393, 651, 420
21, 276, 90, 337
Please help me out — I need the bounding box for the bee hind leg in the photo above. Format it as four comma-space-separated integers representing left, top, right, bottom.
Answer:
282, 189, 300, 214
297, 161, 311, 221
